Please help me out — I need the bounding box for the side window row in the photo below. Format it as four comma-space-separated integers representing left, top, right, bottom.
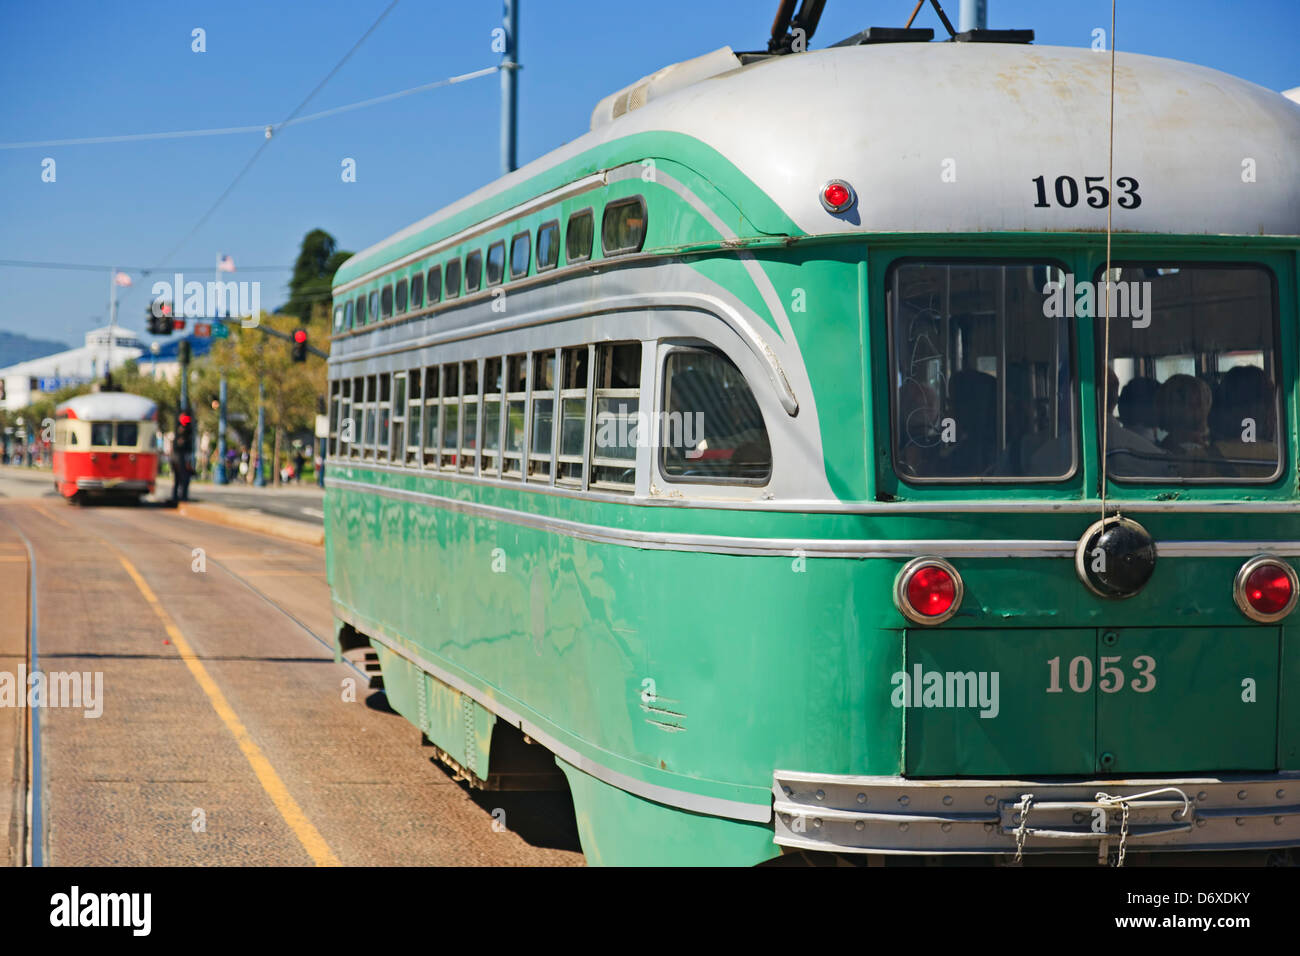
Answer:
327, 344, 773, 489
333, 197, 647, 333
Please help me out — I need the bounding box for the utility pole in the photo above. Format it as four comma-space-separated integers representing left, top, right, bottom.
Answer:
500, 0, 519, 175
214, 253, 228, 484
959, 0, 987, 31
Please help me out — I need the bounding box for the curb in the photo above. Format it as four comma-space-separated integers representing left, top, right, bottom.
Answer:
176, 502, 324, 547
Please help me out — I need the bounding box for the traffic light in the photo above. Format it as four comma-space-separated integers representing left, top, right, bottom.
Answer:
175, 411, 194, 452
292, 328, 308, 363
147, 301, 174, 336
178, 340, 191, 366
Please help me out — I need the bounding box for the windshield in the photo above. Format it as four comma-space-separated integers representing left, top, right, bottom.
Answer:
888, 260, 1076, 481
1100, 264, 1281, 482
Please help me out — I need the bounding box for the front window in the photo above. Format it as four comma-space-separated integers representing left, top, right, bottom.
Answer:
91, 422, 113, 446
116, 423, 139, 447
888, 260, 1076, 482
1101, 264, 1282, 482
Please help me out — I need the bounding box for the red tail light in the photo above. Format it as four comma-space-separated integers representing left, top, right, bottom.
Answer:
894, 557, 963, 625
1234, 557, 1298, 623
819, 179, 856, 214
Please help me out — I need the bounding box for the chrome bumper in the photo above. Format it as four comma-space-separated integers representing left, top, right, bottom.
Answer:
77, 479, 150, 491
773, 770, 1300, 858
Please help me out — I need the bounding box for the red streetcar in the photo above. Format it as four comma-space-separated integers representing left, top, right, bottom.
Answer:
52, 393, 159, 503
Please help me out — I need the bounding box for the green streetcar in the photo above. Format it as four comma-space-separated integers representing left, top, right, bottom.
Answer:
324, 29, 1300, 864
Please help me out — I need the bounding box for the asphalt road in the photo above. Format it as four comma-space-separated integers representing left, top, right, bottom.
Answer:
0, 493, 583, 866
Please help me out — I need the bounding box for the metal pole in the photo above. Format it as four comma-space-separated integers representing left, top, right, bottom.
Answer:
254, 378, 266, 486
215, 375, 228, 484
500, 0, 519, 175
959, 0, 987, 31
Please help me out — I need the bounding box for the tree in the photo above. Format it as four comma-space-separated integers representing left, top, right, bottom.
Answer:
281, 229, 352, 324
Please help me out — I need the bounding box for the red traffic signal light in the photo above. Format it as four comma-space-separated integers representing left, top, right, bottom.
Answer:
178, 413, 193, 427
291, 328, 308, 362
293, 329, 307, 344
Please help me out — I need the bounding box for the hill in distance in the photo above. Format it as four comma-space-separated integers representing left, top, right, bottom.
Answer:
0, 329, 71, 369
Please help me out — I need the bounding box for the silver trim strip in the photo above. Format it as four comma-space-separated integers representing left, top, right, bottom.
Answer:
327, 460, 1300, 515
326, 476, 1300, 558
336, 605, 771, 823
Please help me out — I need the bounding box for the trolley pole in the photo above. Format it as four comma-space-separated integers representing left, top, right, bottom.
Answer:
500, 0, 519, 175
254, 378, 266, 487
215, 375, 228, 484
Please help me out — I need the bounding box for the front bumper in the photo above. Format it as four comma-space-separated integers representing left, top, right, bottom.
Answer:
76, 478, 151, 492
773, 770, 1300, 859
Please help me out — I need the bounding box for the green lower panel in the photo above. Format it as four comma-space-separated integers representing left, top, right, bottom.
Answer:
904, 629, 1095, 776
1097, 628, 1279, 773
557, 760, 778, 866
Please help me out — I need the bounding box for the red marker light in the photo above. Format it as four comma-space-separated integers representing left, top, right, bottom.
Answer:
894, 557, 964, 625
907, 565, 957, 618
1235, 557, 1298, 622
820, 179, 856, 213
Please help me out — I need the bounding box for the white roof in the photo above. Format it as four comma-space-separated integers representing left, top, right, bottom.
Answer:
57, 392, 157, 421
346, 43, 1300, 268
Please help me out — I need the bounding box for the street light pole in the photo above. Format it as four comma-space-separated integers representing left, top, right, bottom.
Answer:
215, 375, 228, 484
254, 378, 266, 487
500, 0, 519, 175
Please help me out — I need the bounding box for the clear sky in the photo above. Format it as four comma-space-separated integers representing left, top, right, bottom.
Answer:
1, 0, 1296, 346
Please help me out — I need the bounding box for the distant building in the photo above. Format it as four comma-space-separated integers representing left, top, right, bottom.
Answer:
0, 326, 142, 410
142, 334, 214, 383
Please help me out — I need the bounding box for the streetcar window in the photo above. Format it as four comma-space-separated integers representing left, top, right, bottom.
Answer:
536, 220, 559, 272
423, 366, 441, 468
483, 357, 503, 476
381, 285, 394, 319
329, 380, 341, 455
465, 251, 483, 294
661, 349, 770, 484
406, 370, 422, 466
389, 373, 405, 462
1099, 264, 1282, 482
504, 354, 527, 478
91, 422, 113, 446
116, 423, 139, 447
486, 242, 506, 287
888, 260, 1076, 482
395, 279, 408, 314
592, 343, 641, 491
368, 291, 379, 325
427, 265, 442, 304
333, 305, 345, 333
566, 209, 593, 264
440, 363, 459, 469
344, 299, 355, 330
410, 273, 424, 310
460, 360, 479, 473
364, 375, 378, 457
444, 259, 461, 298
558, 346, 589, 485
510, 232, 531, 279
355, 295, 366, 326
338, 379, 352, 456
601, 197, 647, 256
529, 351, 556, 481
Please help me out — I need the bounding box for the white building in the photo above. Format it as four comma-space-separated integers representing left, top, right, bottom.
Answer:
0, 326, 143, 410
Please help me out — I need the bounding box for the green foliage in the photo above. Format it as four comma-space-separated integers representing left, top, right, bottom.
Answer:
281, 228, 353, 323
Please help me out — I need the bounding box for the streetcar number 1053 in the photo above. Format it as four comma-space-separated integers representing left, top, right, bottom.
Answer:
1046, 655, 1156, 694
1032, 174, 1142, 209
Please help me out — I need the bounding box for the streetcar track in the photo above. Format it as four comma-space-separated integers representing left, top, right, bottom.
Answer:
0, 509, 46, 867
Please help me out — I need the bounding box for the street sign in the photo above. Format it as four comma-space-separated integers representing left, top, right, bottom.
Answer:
212, 322, 230, 339
194, 323, 212, 338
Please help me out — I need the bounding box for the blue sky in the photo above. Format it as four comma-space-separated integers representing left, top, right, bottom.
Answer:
1, 0, 1296, 346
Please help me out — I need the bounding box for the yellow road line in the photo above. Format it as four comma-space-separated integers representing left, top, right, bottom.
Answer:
117, 554, 342, 867
0, 556, 28, 562
34, 506, 72, 530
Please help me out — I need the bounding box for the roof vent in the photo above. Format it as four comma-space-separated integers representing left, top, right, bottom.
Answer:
830, 27, 934, 46
952, 29, 1035, 44
591, 46, 742, 130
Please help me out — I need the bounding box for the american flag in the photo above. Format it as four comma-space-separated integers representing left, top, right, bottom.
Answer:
113, 271, 132, 287
217, 255, 235, 273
